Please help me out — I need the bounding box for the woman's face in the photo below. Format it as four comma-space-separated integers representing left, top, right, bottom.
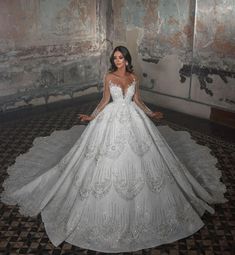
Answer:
113, 50, 126, 69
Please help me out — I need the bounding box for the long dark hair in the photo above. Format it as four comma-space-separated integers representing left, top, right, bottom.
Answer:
109, 46, 133, 73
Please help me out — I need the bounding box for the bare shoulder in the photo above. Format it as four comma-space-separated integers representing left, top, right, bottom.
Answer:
131, 72, 139, 82
105, 72, 114, 79
104, 72, 115, 83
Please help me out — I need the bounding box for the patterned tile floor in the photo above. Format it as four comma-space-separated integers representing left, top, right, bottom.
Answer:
0, 99, 234, 255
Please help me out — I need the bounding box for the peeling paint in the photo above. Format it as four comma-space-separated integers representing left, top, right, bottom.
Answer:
136, 0, 194, 63
121, 0, 146, 28
0, 0, 110, 112
180, 65, 235, 96
40, 0, 96, 38
0, 0, 234, 115
194, 0, 235, 71
142, 58, 160, 64
113, 0, 235, 114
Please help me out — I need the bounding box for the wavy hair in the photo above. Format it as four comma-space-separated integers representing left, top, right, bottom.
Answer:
109, 46, 133, 73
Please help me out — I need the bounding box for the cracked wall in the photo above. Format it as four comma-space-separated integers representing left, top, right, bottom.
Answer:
1, 0, 234, 118
0, 0, 110, 112
112, 0, 235, 119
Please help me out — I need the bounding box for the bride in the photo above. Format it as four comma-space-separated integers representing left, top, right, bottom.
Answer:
1, 46, 227, 253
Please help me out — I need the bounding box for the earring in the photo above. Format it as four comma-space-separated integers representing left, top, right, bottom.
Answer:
126, 62, 128, 66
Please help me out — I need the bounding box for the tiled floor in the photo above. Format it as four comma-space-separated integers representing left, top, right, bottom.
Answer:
0, 98, 234, 255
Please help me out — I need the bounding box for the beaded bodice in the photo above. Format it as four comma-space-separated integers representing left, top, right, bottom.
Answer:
109, 80, 136, 104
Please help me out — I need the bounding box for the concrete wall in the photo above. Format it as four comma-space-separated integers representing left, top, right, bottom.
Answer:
0, 0, 111, 112
112, 0, 235, 119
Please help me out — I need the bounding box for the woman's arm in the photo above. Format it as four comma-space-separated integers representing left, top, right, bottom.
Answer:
133, 75, 163, 119
79, 74, 111, 122
91, 74, 111, 117
133, 76, 154, 116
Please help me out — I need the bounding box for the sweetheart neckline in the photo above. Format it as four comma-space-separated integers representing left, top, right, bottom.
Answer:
109, 80, 136, 98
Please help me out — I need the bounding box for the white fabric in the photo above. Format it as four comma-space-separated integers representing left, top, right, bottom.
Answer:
1, 80, 227, 253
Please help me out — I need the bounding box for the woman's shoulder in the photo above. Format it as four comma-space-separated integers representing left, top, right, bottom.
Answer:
105, 72, 114, 77
104, 72, 115, 81
130, 72, 139, 82
104, 71, 139, 82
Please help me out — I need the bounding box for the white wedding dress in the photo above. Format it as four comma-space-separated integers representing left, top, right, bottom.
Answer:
1, 78, 227, 253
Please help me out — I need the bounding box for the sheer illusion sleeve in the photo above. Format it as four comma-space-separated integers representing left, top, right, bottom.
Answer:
133, 76, 154, 117
91, 74, 111, 118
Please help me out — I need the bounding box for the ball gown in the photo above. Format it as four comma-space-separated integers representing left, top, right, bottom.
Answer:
1, 77, 227, 253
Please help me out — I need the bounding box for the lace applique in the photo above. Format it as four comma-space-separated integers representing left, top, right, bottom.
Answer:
73, 157, 172, 202
84, 120, 154, 161
128, 129, 153, 156
67, 201, 202, 251
84, 134, 154, 161
72, 207, 124, 248
73, 163, 147, 201
109, 80, 136, 99
74, 167, 94, 200
141, 159, 165, 193
100, 130, 127, 159
84, 144, 97, 159
84, 122, 130, 161
92, 165, 112, 199
113, 163, 145, 200
116, 107, 131, 124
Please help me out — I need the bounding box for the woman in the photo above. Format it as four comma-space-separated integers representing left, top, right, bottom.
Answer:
1, 46, 227, 253
79, 46, 163, 122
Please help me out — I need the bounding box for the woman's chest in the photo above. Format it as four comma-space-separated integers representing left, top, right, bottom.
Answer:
109, 80, 136, 99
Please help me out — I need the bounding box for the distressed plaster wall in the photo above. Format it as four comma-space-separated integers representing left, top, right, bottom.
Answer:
112, 0, 235, 119
191, 0, 235, 109
0, 0, 111, 112
1, 0, 234, 118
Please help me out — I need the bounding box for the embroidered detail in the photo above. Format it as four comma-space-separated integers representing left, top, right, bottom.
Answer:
142, 159, 165, 193
116, 107, 131, 124
1, 71, 227, 253
84, 144, 97, 159
65, 201, 203, 251
128, 129, 153, 156
109, 80, 136, 99
74, 167, 94, 200
113, 163, 145, 200
92, 165, 112, 199
100, 132, 126, 159
72, 159, 169, 201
